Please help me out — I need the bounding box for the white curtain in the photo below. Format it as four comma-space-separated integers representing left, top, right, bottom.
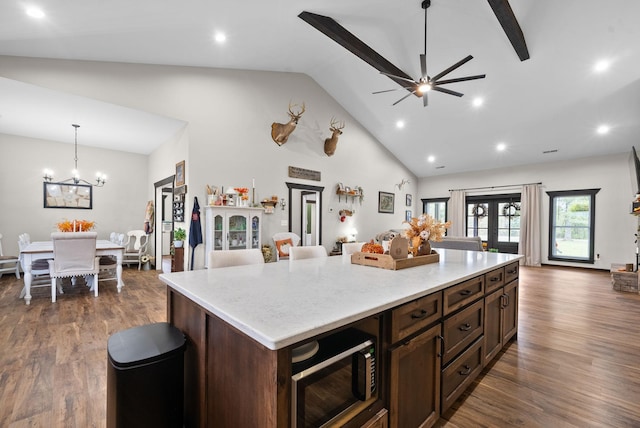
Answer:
519, 184, 542, 266
448, 190, 466, 237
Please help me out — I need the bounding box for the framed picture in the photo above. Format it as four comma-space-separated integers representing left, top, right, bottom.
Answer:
43, 182, 93, 209
406, 194, 412, 206
175, 160, 185, 187
405, 210, 412, 222
378, 191, 394, 214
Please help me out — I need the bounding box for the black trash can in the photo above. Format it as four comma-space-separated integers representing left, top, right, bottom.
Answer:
107, 322, 186, 428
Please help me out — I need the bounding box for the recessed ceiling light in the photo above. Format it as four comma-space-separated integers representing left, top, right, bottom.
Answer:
427, 155, 435, 163
26, 6, 45, 19
496, 142, 506, 151
472, 97, 484, 107
396, 120, 405, 129
597, 124, 610, 135
593, 60, 610, 73
214, 32, 227, 43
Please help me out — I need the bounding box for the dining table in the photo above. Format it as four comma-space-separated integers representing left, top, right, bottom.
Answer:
19, 240, 125, 305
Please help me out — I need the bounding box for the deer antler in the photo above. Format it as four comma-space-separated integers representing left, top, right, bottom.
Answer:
329, 117, 345, 131
288, 102, 305, 118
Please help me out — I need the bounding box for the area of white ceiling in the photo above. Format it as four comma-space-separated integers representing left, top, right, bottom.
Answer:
0, 77, 187, 153
0, 0, 638, 176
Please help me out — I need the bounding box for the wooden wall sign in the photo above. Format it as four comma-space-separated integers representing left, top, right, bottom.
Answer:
288, 166, 321, 182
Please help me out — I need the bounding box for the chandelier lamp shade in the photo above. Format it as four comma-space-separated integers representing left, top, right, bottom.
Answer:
42, 124, 107, 187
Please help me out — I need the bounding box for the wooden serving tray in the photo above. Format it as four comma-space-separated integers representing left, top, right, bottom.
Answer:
351, 250, 439, 270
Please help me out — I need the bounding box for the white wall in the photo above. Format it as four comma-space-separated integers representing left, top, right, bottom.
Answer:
0, 56, 417, 268
418, 153, 637, 269
0, 133, 148, 255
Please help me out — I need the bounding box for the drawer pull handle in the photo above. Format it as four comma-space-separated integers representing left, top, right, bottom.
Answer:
507, 269, 517, 274
459, 365, 471, 376
459, 289, 472, 296
459, 323, 471, 331
490, 276, 500, 282
410, 309, 429, 319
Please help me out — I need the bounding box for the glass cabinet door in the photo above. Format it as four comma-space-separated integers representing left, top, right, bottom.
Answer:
214, 215, 224, 251
251, 215, 260, 249
228, 214, 247, 249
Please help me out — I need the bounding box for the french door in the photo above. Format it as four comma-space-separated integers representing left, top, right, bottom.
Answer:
466, 194, 520, 254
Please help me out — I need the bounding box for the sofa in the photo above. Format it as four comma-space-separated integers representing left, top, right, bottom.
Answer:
430, 236, 483, 251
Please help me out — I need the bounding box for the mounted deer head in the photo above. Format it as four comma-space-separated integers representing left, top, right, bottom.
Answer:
323, 118, 345, 156
271, 102, 305, 146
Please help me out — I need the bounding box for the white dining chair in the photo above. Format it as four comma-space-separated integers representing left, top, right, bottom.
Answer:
208, 249, 264, 269
341, 242, 364, 257
48, 232, 100, 302
122, 230, 148, 270
289, 245, 327, 261
0, 233, 20, 279
17, 234, 52, 299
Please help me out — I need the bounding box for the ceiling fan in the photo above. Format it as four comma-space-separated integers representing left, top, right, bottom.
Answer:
298, 0, 528, 106
372, 0, 486, 106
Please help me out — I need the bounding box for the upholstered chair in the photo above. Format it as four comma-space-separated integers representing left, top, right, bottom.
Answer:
48, 232, 100, 302
208, 249, 264, 269
288, 245, 327, 261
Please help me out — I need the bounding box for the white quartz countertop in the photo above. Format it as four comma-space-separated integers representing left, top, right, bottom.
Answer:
159, 249, 522, 350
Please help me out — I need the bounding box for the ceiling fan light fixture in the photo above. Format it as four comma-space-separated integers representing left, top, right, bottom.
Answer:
418, 82, 431, 94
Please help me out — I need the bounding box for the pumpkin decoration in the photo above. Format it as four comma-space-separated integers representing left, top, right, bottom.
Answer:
361, 239, 384, 254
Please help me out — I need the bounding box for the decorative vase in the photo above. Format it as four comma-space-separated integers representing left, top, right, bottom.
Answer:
417, 240, 431, 256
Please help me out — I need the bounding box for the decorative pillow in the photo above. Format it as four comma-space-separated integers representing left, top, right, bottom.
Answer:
275, 238, 294, 258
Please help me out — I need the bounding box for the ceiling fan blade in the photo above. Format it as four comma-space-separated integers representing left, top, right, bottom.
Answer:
380, 71, 417, 85
487, 0, 530, 61
420, 54, 427, 80
392, 91, 417, 106
432, 86, 464, 97
372, 87, 414, 94
435, 74, 486, 85
430, 55, 474, 82
298, 11, 414, 89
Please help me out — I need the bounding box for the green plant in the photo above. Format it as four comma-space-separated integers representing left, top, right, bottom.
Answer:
174, 227, 186, 241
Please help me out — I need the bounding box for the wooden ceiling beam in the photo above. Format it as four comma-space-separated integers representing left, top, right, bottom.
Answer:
487, 0, 530, 61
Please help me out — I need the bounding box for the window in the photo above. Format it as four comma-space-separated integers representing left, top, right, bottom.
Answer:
421, 198, 448, 223
466, 194, 520, 254
547, 189, 599, 264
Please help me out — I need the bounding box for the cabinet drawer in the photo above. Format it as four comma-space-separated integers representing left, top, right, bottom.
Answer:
390, 292, 442, 343
442, 300, 483, 364
504, 261, 519, 284
441, 337, 483, 413
443, 276, 484, 315
484, 267, 505, 294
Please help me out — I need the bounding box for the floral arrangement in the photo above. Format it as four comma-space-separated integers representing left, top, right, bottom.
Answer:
235, 187, 250, 202
403, 214, 451, 242
57, 219, 96, 232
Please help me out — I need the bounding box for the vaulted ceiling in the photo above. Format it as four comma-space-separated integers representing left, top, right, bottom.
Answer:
1, 0, 638, 177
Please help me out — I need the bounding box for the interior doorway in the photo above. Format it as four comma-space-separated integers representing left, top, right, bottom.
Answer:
154, 176, 175, 271
286, 182, 324, 246
301, 191, 319, 246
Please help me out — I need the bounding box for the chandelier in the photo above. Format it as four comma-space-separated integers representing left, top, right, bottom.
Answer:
43, 124, 107, 187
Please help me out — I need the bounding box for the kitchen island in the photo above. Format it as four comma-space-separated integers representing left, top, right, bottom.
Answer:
160, 249, 522, 427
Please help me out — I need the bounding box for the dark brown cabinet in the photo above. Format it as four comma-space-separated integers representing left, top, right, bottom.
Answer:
483, 261, 519, 367
441, 337, 483, 413
171, 247, 184, 272
388, 323, 441, 428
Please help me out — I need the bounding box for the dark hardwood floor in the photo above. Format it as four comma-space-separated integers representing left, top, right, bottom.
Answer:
0, 266, 639, 427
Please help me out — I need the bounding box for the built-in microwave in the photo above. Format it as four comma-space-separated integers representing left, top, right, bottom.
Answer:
291, 328, 377, 427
